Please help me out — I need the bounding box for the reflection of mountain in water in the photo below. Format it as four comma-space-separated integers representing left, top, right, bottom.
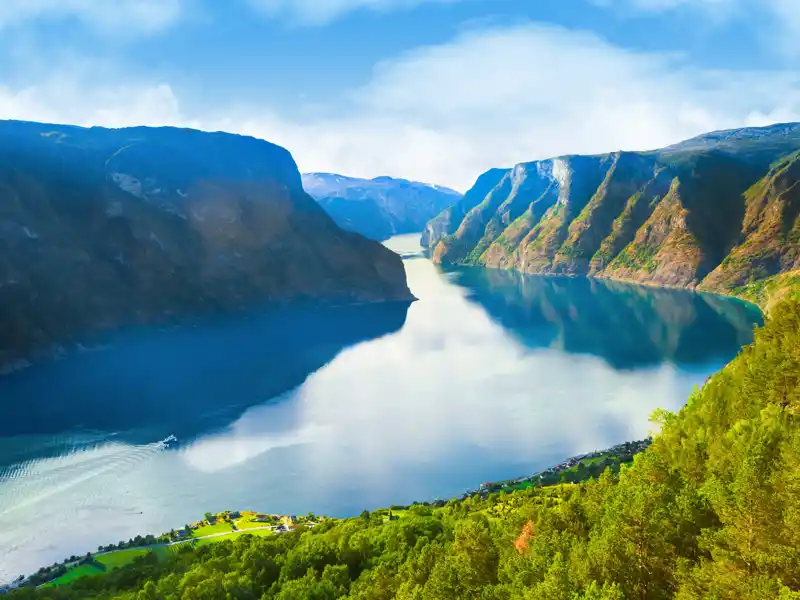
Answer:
0, 301, 410, 446
450, 268, 763, 370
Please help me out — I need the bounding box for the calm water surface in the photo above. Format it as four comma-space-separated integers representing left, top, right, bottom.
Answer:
0, 234, 762, 581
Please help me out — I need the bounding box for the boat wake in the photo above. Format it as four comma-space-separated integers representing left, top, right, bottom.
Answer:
0, 435, 174, 583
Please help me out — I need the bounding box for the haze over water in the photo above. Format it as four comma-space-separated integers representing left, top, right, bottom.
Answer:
0, 234, 762, 582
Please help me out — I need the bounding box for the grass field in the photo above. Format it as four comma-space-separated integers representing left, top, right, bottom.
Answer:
195, 528, 275, 547
193, 521, 234, 537
500, 481, 534, 492
147, 528, 277, 554
236, 519, 276, 530
36, 512, 293, 590
43, 564, 104, 588
96, 548, 151, 570
44, 548, 155, 588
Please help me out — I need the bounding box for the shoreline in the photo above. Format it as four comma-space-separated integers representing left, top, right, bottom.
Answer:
6, 438, 655, 590
431, 255, 778, 314
458, 438, 653, 499
9, 511, 322, 591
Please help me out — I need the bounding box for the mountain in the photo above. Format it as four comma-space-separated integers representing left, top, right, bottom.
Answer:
0, 121, 413, 369
302, 172, 462, 241
423, 122, 800, 309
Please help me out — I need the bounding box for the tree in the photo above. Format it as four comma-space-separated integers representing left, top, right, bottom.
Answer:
137, 580, 158, 600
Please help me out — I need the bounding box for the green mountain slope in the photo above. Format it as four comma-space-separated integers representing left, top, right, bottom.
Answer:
0, 120, 413, 369
425, 123, 800, 309
701, 151, 800, 293
12, 298, 800, 599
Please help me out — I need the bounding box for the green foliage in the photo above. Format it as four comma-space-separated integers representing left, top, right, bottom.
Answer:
609, 242, 659, 273
13, 300, 800, 600
733, 271, 800, 309
464, 238, 495, 265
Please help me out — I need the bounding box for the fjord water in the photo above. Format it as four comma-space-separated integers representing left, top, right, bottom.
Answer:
0, 234, 762, 581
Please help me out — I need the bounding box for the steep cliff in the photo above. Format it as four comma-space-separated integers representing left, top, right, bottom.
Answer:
0, 120, 413, 367
302, 173, 461, 241
425, 123, 800, 308
421, 168, 507, 248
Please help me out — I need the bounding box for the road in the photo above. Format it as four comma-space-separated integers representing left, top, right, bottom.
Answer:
127, 524, 279, 551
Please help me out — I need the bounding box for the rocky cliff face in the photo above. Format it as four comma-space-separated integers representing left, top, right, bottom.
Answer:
424, 123, 800, 308
421, 168, 506, 248
302, 173, 461, 241
0, 121, 413, 368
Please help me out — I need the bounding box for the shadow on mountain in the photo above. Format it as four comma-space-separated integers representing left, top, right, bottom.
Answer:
449, 267, 763, 370
0, 301, 410, 443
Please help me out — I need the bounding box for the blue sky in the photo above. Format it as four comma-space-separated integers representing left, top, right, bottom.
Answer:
0, 0, 799, 190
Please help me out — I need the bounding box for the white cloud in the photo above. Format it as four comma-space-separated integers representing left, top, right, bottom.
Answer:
769, 0, 800, 50
0, 79, 183, 127
591, 0, 734, 11
593, 0, 799, 57
0, 0, 184, 33
246, 0, 457, 25
1, 23, 799, 191
247, 24, 800, 189
0, 0, 460, 31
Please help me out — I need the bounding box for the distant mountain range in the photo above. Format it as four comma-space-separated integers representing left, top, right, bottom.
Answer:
302, 173, 462, 241
423, 122, 800, 310
0, 121, 413, 368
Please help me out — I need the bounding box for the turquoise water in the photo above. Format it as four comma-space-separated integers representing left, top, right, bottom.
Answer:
0, 234, 762, 582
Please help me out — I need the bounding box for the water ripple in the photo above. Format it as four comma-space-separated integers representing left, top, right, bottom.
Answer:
0, 436, 172, 583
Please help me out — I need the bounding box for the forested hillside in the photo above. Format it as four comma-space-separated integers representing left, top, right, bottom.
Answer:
12, 298, 800, 599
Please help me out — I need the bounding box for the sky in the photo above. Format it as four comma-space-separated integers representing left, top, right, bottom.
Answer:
0, 0, 799, 191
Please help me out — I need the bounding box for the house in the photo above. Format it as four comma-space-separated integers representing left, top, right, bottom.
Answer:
275, 525, 287, 533
175, 529, 190, 539
0, 577, 23, 594
252, 515, 271, 522
289, 515, 298, 523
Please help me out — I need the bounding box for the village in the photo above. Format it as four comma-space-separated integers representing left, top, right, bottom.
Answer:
170, 509, 322, 541
463, 438, 653, 498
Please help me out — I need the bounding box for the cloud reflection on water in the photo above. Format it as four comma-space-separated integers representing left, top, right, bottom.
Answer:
0, 234, 760, 582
